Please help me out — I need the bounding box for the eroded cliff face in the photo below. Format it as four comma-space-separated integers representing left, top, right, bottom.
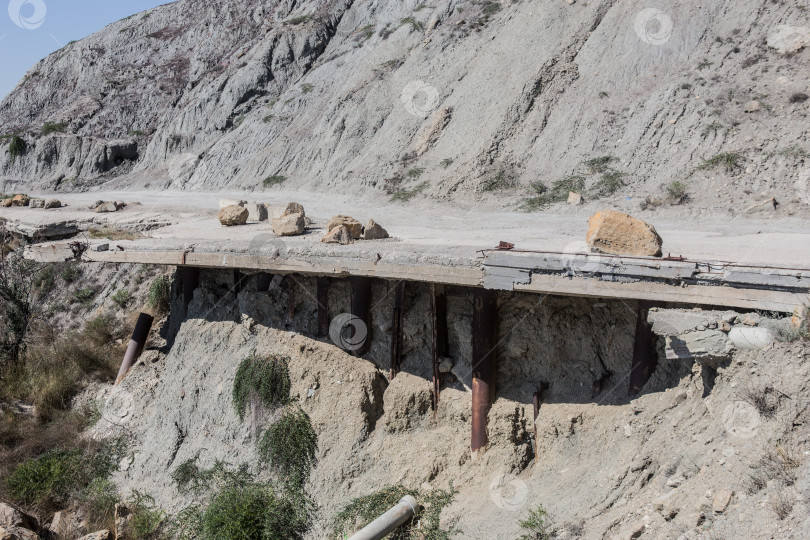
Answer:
90, 269, 810, 539
1, 0, 809, 212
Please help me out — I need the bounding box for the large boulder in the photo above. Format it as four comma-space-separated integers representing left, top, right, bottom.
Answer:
283, 202, 305, 218
94, 202, 118, 213
0, 199, 11, 208
0, 525, 38, 540
586, 210, 663, 257
272, 213, 305, 236
327, 215, 362, 239
45, 200, 62, 209
0, 503, 38, 531
77, 532, 110, 540
322, 224, 353, 245
50, 510, 87, 539
767, 25, 810, 54
11, 195, 30, 207
363, 220, 389, 240
218, 205, 249, 226
29, 199, 45, 208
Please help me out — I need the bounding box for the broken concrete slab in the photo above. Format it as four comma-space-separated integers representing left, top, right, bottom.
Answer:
665, 330, 735, 366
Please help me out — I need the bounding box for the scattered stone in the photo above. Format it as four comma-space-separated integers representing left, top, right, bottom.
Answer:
29, 198, 45, 208
0, 199, 11, 208
322, 224, 353, 245
586, 210, 663, 257
652, 491, 679, 519
364, 219, 389, 240
567, 191, 583, 205
745, 197, 777, 214
327, 215, 362, 239
218, 199, 247, 209
95, 244, 110, 252
50, 510, 88, 539
0, 525, 38, 540
94, 201, 119, 213
11, 195, 30, 207
77, 531, 110, 540
712, 489, 733, 514
272, 212, 305, 236
0, 503, 38, 530
666, 474, 685, 488
728, 327, 774, 350
217, 204, 249, 226
45, 199, 62, 209
438, 358, 453, 373
283, 202, 305, 218
114, 504, 132, 540
767, 25, 810, 54
245, 203, 268, 222
743, 101, 760, 113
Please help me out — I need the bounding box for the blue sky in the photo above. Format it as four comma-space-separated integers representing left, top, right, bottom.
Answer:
0, 0, 173, 99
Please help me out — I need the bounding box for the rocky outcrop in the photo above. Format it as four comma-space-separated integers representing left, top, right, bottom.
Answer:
218, 205, 249, 226
586, 210, 663, 257
0, 503, 38, 532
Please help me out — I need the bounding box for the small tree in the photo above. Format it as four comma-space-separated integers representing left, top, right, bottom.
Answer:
0, 246, 40, 372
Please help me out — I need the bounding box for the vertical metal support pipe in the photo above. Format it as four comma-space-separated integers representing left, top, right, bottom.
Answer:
628, 302, 659, 396
288, 276, 296, 322
471, 288, 498, 454
181, 267, 199, 314
317, 277, 329, 337
115, 313, 154, 385
431, 283, 447, 414
532, 390, 541, 464
390, 282, 405, 379
257, 273, 273, 293
350, 276, 373, 357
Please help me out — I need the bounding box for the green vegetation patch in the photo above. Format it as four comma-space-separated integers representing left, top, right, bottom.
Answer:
258, 407, 317, 486
590, 170, 625, 198
520, 175, 584, 211
148, 275, 171, 315
390, 180, 428, 202
41, 122, 68, 135
8, 136, 26, 161
695, 152, 744, 174
232, 353, 291, 420
263, 175, 286, 189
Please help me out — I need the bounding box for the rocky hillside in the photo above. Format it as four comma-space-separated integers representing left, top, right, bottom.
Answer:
0, 0, 808, 211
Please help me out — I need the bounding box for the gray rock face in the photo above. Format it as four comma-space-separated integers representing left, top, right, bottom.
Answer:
0, 1, 807, 210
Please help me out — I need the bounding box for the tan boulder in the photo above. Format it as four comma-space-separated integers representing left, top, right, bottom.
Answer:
364, 220, 389, 240
0, 525, 39, 540
94, 202, 118, 213
29, 199, 45, 208
283, 202, 305, 218
322, 225, 353, 245
0, 199, 12, 208
217, 205, 249, 226
50, 510, 87, 539
45, 200, 62, 209
567, 192, 584, 205
586, 210, 663, 257
272, 213, 305, 236
0, 503, 38, 530
327, 215, 362, 239
11, 195, 30, 207
712, 489, 733, 514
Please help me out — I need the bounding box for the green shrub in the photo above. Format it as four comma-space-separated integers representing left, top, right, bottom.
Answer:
263, 175, 286, 188
73, 287, 96, 305
301, 83, 314, 94
232, 353, 291, 420
284, 15, 310, 25
111, 289, 131, 308
81, 477, 118, 525
482, 1, 501, 16
440, 158, 454, 168
258, 407, 317, 486
521, 176, 584, 210
390, 181, 428, 202
590, 170, 624, 198
518, 504, 552, 540
584, 156, 616, 174
85, 314, 116, 346
41, 122, 68, 135
5, 448, 83, 505
130, 490, 166, 538
666, 181, 689, 203
8, 136, 26, 161
60, 262, 80, 283
400, 17, 424, 32
148, 275, 171, 314
696, 152, 743, 173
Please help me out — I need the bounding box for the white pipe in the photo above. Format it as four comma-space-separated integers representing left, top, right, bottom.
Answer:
347, 495, 419, 540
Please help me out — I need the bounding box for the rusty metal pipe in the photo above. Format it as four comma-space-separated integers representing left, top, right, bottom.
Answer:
347, 495, 419, 540
115, 313, 154, 385
471, 289, 498, 454
431, 283, 447, 414
390, 282, 405, 378
317, 277, 329, 337
350, 276, 372, 357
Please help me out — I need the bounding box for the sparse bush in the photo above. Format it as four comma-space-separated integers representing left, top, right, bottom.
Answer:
520, 176, 584, 211
590, 170, 624, 198
148, 275, 171, 314
111, 289, 132, 308
482, 170, 515, 191
232, 353, 291, 420
233, 115, 245, 127
5, 447, 84, 505
748, 442, 801, 494
440, 158, 454, 168
0, 247, 40, 368
41, 122, 68, 135
482, 1, 501, 15
666, 181, 689, 204
771, 490, 794, 520
262, 114, 274, 123
86, 314, 116, 345
263, 174, 286, 188
407, 167, 425, 179
400, 16, 424, 32
88, 226, 141, 241
518, 505, 552, 540
300, 83, 314, 94
130, 490, 166, 539
390, 181, 428, 202
696, 152, 743, 174
584, 156, 616, 174
60, 262, 81, 282
284, 15, 310, 25
81, 477, 118, 529
258, 406, 317, 486
73, 287, 96, 305
8, 136, 26, 161
741, 385, 780, 418
697, 59, 713, 70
